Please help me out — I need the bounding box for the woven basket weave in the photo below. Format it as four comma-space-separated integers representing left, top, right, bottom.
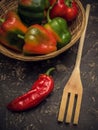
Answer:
0, 0, 85, 61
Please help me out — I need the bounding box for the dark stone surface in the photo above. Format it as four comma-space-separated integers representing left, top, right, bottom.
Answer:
0, 0, 98, 130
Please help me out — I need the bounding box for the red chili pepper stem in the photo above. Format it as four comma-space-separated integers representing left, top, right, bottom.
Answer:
45, 67, 55, 76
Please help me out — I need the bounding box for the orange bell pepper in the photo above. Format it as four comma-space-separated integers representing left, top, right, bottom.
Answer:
23, 24, 57, 54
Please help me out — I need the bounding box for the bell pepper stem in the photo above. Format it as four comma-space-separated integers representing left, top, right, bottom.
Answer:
17, 34, 24, 39
65, 0, 72, 7
0, 18, 5, 23
45, 67, 55, 76
47, 6, 53, 22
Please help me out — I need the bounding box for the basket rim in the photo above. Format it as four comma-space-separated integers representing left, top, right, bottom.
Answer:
0, 0, 86, 61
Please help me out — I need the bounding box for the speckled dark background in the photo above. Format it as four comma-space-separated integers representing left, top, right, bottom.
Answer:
0, 0, 98, 130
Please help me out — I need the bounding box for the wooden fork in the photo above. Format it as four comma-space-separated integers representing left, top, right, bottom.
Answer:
58, 4, 91, 124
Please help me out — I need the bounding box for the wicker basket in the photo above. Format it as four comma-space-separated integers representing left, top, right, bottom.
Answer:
0, 0, 85, 61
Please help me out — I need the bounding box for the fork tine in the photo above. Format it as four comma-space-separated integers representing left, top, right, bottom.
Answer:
58, 91, 68, 122
73, 93, 82, 124
66, 93, 75, 123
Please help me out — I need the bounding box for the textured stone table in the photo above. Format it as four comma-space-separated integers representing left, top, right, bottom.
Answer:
0, 0, 98, 130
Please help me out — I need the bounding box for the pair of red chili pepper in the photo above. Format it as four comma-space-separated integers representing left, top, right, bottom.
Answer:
7, 68, 55, 111
49, 0, 78, 21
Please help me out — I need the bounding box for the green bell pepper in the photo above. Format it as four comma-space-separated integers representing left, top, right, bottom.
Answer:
18, 0, 50, 26
44, 7, 71, 49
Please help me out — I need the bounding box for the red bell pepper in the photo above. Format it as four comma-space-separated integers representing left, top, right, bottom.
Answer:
7, 68, 55, 111
64, 0, 79, 21
0, 11, 27, 51
50, 0, 78, 21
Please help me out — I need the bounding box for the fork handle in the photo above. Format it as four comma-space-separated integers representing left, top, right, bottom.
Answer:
75, 4, 91, 68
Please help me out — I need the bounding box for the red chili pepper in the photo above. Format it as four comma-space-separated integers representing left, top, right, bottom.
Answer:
50, 0, 78, 21
7, 68, 55, 111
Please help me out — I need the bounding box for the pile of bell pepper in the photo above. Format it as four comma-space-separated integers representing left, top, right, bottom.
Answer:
0, 0, 79, 55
